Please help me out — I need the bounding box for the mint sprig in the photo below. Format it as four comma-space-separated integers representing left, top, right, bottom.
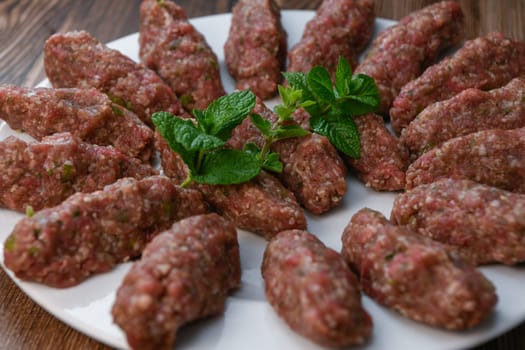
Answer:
284, 56, 380, 158
153, 57, 380, 187
152, 90, 261, 187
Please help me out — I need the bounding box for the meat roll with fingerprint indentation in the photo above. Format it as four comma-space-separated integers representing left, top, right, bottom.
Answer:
405, 128, 525, 192
288, 0, 375, 75
0, 85, 154, 161
400, 78, 525, 160
0, 133, 156, 212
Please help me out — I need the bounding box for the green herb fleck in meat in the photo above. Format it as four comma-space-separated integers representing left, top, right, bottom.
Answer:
61, 163, 75, 182
26, 206, 35, 218
4, 236, 16, 252
28, 246, 39, 256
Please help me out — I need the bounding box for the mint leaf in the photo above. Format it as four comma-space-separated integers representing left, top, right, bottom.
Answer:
250, 113, 272, 136
310, 114, 361, 158
343, 74, 380, 114
335, 57, 353, 97
193, 109, 208, 132
204, 90, 256, 140
152, 112, 198, 173
243, 142, 261, 157
282, 72, 308, 93
262, 152, 283, 173
283, 71, 322, 116
194, 149, 261, 185
307, 66, 335, 103
174, 119, 225, 151
274, 85, 304, 121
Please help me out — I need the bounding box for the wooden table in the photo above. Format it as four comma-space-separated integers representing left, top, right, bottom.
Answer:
0, 0, 524, 349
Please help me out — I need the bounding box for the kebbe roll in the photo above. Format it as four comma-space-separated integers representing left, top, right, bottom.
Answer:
0, 133, 156, 212
44, 30, 186, 126
3, 176, 208, 288
224, 0, 287, 99
112, 213, 241, 350
0, 85, 154, 161
139, 0, 226, 111
355, 0, 464, 115
342, 208, 497, 330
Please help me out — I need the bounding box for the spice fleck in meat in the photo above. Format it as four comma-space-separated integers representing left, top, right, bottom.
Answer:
228, 99, 347, 214
355, 0, 464, 116
0, 85, 154, 161
0, 133, 157, 212
390, 31, 525, 134
400, 78, 525, 160
156, 134, 306, 239
391, 178, 525, 265
44, 30, 186, 126
262, 229, 372, 347
112, 213, 240, 350
342, 208, 497, 330
288, 0, 375, 75
3, 176, 208, 288
405, 128, 525, 192
139, 0, 225, 111
224, 0, 287, 99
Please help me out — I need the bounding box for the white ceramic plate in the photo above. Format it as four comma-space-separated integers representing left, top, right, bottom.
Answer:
1, 10, 524, 350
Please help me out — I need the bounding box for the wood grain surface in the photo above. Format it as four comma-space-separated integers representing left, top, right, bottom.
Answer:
0, 0, 524, 349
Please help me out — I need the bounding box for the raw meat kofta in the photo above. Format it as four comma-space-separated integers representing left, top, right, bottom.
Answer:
3, 176, 208, 288
262, 229, 372, 347
156, 135, 306, 239
405, 128, 525, 192
139, 0, 226, 111
287, 0, 375, 75
391, 31, 525, 133
391, 179, 525, 265
345, 113, 409, 191
355, 0, 464, 115
112, 213, 241, 350
228, 99, 347, 214
400, 77, 525, 160
0, 133, 156, 212
0, 85, 154, 161
224, 0, 287, 99
44, 30, 186, 126
342, 208, 497, 330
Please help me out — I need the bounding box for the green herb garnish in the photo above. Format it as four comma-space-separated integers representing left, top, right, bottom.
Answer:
154, 57, 379, 187
152, 90, 261, 187
283, 56, 380, 158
